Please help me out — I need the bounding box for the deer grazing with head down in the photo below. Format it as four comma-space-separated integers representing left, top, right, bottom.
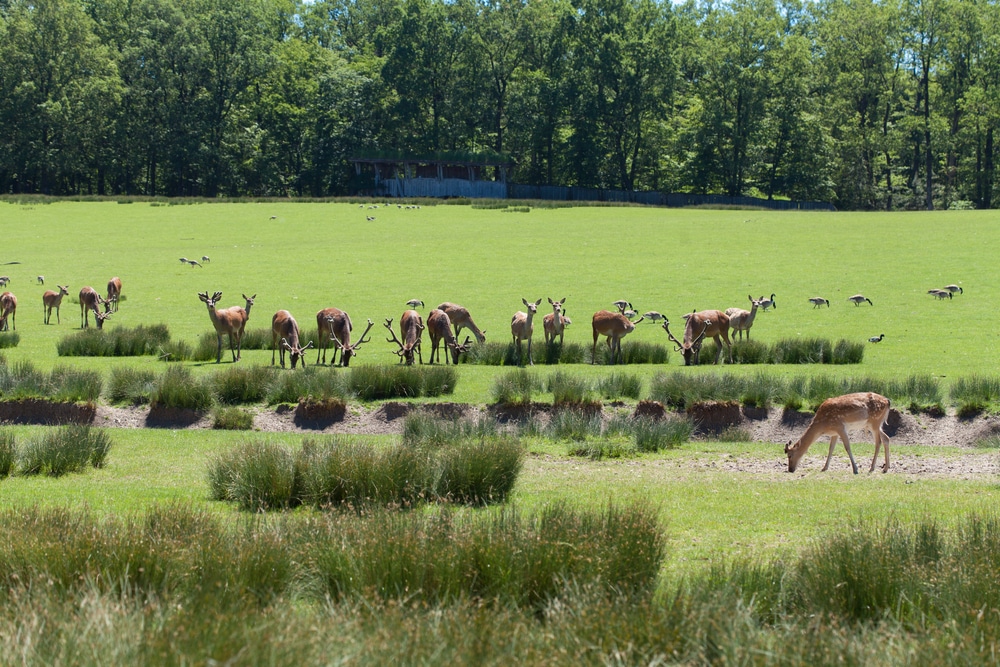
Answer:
427, 309, 472, 364
510, 298, 542, 366
436, 302, 486, 344
79, 287, 106, 329
662, 310, 732, 365
271, 310, 314, 369
42, 285, 70, 324
591, 310, 643, 365
725, 295, 761, 341
105, 277, 122, 313
384, 310, 424, 365
542, 297, 568, 346
0, 292, 16, 331
324, 312, 375, 368
198, 291, 252, 363
785, 392, 891, 474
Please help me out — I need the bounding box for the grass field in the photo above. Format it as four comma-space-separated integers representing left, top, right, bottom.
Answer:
2, 200, 1000, 663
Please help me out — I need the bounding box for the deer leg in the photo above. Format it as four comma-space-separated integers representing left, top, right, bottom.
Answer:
271, 338, 277, 366
835, 426, 859, 474
527, 337, 533, 366
870, 427, 890, 473
228, 333, 237, 363
215, 333, 223, 363
821, 435, 838, 471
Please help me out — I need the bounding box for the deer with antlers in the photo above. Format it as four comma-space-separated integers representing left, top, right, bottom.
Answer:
785, 392, 892, 474
436, 302, 486, 344
78, 287, 106, 329
105, 277, 122, 313
42, 285, 70, 325
510, 298, 542, 366
662, 310, 732, 365
427, 309, 472, 364
0, 292, 16, 332
542, 297, 568, 346
315, 307, 373, 367
591, 310, 643, 365
198, 291, 252, 363
725, 295, 762, 341
271, 310, 314, 369
384, 310, 425, 365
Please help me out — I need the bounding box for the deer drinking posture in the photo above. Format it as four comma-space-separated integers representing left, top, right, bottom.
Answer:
436, 302, 486, 344
42, 285, 70, 324
725, 295, 761, 341
271, 310, 314, 369
384, 310, 424, 365
427, 309, 472, 364
542, 298, 568, 346
0, 292, 16, 331
510, 298, 542, 366
198, 291, 250, 363
591, 310, 643, 365
785, 392, 892, 474
106, 277, 122, 313
79, 287, 105, 329
319, 309, 375, 367
662, 310, 732, 365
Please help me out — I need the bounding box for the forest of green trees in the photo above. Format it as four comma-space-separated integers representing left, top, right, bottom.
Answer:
0, 0, 997, 208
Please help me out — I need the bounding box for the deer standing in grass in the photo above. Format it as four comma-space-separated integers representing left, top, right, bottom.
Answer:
511, 298, 542, 366
384, 310, 424, 365
662, 310, 732, 365
543, 297, 568, 345
785, 392, 892, 474
0, 292, 16, 331
591, 310, 643, 365
42, 285, 70, 324
198, 291, 250, 363
79, 287, 105, 329
271, 310, 314, 369
725, 296, 761, 341
322, 311, 375, 367
106, 277, 122, 313
427, 309, 472, 364
436, 302, 486, 343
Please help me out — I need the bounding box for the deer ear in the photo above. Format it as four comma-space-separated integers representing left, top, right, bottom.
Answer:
548, 298, 554, 305
535, 299, 542, 306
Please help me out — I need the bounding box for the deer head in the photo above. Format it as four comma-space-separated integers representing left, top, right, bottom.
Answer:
329, 318, 376, 367
280, 337, 314, 369
384, 317, 424, 365
662, 319, 710, 366
94, 311, 112, 330
448, 335, 473, 365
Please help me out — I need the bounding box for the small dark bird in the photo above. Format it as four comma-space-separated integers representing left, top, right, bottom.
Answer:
366, 216, 376, 221
943, 284, 963, 295
869, 334, 884, 343
406, 299, 424, 308
848, 294, 873, 306
187, 260, 202, 268
201, 256, 211, 263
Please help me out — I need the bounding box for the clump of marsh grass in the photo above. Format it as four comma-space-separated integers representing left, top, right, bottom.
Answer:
266, 366, 347, 404
436, 435, 523, 505
212, 406, 255, 430
151, 365, 214, 411
49, 366, 103, 402
595, 372, 642, 400
106, 366, 157, 404
592, 341, 669, 365
547, 371, 597, 406
491, 369, 542, 404
0, 331, 19, 349
0, 429, 15, 476
56, 324, 171, 357
210, 365, 277, 404
401, 412, 498, 448
18, 425, 112, 476
207, 438, 296, 511
348, 365, 457, 400
951, 375, 1000, 416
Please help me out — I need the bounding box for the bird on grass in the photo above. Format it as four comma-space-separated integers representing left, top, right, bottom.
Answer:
406, 299, 425, 308
642, 311, 666, 323
848, 294, 873, 306
869, 334, 884, 343
808, 297, 829, 308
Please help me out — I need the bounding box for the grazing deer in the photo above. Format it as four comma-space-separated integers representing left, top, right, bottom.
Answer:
384, 310, 424, 365
591, 310, 643, 365
436, 302, 486, 343
662, 310, 732, 365
271, 310, 314, 369
323, 313, 375, 367
198, 291, 248, 363
315, 307, 369, 366
0, 292, 16, 331
785, 392, 891, 474
427, 309, 472, 364
105, 277, 122, 313
725, 295, 761, 341
79, 287, 105, 329
42, 285, 70, 324
510, 298, 542, 366
543, 298, 569, 345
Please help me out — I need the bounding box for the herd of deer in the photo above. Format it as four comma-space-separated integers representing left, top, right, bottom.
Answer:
0, 277, 122, 333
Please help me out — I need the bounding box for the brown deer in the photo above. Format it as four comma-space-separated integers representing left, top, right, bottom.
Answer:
105, 277, 122, 313
0, 292, 16, 331
542, 297, 568, 345
785, 392, 892, 474
316, 307, 355, 366
510, 298, 542, 366
591, 310, 643, 365
436, 302, 486, 343
271, 310, 314, 369
236, 294, 256, 341
79, 287, 105, 329
384, 310, 425, 365
427, 309, 472, 364
725, 295, 761, 341
661, 310, 732, 365
42, 285, 70, 324
323, 313, 375, 367
198, 291, 250, 363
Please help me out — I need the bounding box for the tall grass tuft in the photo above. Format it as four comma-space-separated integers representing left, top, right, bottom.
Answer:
18, 425, 112, 476
547, 371, 596, 406
491, 369, 542, 404
106, 366, 157, 404
593, 341, 669, 365
212, 406, 255, 430
350, 365, 425, 399
422, 366, 458, 396
632, 416, 693, 452
649, 372, 742, 408
731, 339, 771, 364
49, 366, 103, 402
56, 324, 171, 356
595, 372, 643, 399
267, 366, 347, 404
548, 409, 603, 441
0, 331, 19, 349
0, 429, 15, 476
210, 365, 277, 404
886, 375, 942, 412
951, 375, 1000, 415
401, 412, 498, 448
151, 365, 214, 411
832, 339, 865, 364
0, 360, 50, 398
207, 438, 296, 511
436, 436, 524, 505
463, 341, 518, 365
771, 338, 833, 364
194, 328, 274, 362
